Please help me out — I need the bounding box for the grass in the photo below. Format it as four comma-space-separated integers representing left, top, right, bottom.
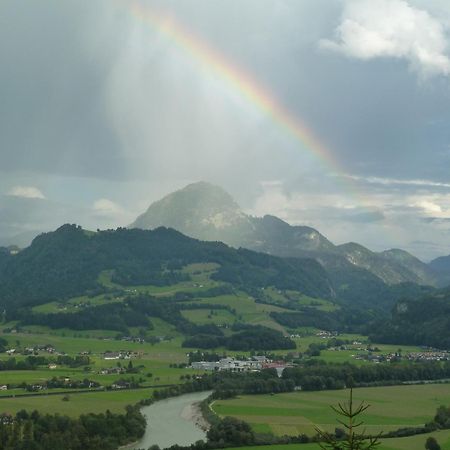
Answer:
97, 264, 222, 298
0, 389, 156, 417
181, 308, 237, 325
212, 384, 450, 437
263, 288, 339, 313
225, 430, 450, 450
188, 293, 290, 332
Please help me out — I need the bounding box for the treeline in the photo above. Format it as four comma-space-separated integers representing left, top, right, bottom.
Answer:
21, 377, 100, 392
0, 337, 7, 353
182, 325, 296, 351
0, 406, 145, 450
271, 306, 381, 334
18, 303, 150, 333
0, 355, 90, 372
283, 360, 450, 390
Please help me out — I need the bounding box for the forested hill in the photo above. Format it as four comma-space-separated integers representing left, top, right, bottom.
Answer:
369, 288, 450, 348
0, 224, 333, 310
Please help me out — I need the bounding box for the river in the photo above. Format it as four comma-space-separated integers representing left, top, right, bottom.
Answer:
127, 391, 212, 450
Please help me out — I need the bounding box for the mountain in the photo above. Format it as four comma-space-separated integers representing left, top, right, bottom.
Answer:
380, 248, 439, 286
130, 182, 442, 288
336, 244, 439, 286
132, 182, 254, 247
0, 224, 333, 310
429, 255, 450, 285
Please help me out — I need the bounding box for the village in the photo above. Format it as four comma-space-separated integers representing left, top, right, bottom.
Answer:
190, 356, 292, 376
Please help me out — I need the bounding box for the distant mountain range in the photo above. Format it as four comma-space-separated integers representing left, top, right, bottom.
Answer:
131, 181, 448, 288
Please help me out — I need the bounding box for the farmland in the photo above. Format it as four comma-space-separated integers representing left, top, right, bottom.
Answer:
226, 429, 450, 450
212, 384, 450, 436
0, 262, 448, 450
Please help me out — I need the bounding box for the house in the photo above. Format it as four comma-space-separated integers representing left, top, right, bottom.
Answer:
103, 352, 121, 360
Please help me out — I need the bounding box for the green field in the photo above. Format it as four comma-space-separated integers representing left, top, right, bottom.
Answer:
263, 288, 339, 313
212, 384, 450, 436
0, 388, 156, 417
227, 429, 450, 450
182, 308, 237, 325
187, 293, 291, 332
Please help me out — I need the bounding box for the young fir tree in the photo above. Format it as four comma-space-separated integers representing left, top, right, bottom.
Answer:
315, 388, 381, 450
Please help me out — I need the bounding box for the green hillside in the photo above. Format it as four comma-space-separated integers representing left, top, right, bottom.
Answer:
0, 224, 332, 310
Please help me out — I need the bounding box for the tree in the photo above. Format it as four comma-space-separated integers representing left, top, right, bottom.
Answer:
315, 388, 380, 449
207, 417, 255, 446
425, 436, 441, 450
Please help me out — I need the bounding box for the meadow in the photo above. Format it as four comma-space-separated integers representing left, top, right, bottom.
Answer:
211, 384, 450, 436
226, 429, 450, 450
0, 388, 157, 416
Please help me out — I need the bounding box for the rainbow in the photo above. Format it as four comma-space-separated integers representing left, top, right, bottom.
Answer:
126, 1, 343, 177
123, 1, 404, 247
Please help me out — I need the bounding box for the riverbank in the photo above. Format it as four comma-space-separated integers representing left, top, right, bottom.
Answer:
181, 399, 211, 432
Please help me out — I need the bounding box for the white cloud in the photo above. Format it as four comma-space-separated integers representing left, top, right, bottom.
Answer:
344, 174, 450, 189
7, 186, 45, 199
411, 199, 442, 214
92, 198, 124, 217
320, 0, 450, 77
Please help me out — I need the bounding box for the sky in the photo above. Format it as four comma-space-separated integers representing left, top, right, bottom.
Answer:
1, 0, 450, 260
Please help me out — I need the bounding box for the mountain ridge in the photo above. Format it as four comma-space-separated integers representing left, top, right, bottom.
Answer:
130, 181, 445, 288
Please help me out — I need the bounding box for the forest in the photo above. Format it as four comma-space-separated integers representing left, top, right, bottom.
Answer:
0, 406, 145, 450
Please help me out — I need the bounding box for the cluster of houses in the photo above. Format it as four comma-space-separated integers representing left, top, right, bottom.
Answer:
190, 356, 291, 376
353, 350, 450, 363
6, 344, 58, 356
99, 366, 127, 375
289, 331, 340, 340
315, 330, 339, 339
102, 351, 141, 360
387, 351, 450, 362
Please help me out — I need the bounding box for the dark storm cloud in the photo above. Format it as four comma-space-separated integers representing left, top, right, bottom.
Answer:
1, 0, 450, 258
0, 1, 125, 179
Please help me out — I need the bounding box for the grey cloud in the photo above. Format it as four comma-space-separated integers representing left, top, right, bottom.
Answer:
1, 1, 450, 259
422, 217, 450, 223
0, 1, 124, 179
